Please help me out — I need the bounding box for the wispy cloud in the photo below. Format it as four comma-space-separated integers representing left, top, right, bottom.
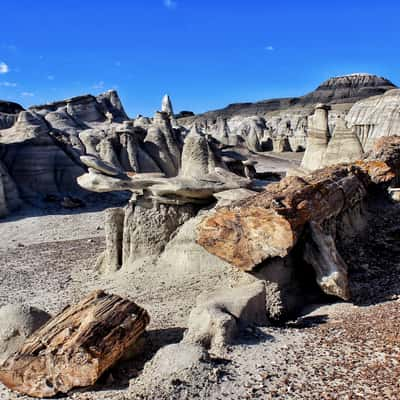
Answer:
92, 81, 105, 89
265, 45, 274, 51
47, 75, 55, 80
1, 44, 17, 53
0, 81, 17, 87
0, 62, 9, 74
21, 92, 34, 97
164, 0, 177, 9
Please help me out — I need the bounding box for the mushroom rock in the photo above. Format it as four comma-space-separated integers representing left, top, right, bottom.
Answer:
300, 104, 330, 171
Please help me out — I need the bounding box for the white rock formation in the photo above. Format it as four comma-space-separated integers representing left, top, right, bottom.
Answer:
347, 89, 400, 150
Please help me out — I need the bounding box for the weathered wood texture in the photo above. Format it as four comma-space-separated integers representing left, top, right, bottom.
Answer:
0, 290, 150, 398
197, 136, 400, 278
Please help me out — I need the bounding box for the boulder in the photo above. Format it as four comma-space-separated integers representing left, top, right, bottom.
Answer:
184, 282, 268, 351
0, 304, 51, 364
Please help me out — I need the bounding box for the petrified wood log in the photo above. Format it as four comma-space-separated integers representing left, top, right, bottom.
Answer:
0, 290, 150, 398
197, 137, 400, 300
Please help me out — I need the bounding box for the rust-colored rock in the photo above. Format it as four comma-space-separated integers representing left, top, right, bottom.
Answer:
197, 137, 400, 298
0, 290, 150, 398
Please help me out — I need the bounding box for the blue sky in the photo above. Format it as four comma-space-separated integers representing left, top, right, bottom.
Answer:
0, 0, 399, 116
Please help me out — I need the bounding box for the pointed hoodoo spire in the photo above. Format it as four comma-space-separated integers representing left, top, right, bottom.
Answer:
161, 94, 174, 117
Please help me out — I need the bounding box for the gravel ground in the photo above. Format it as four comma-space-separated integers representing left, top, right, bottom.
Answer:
0, 198, 399, 399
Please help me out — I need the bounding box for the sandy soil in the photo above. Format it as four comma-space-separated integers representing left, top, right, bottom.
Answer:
0, 198, 399, 399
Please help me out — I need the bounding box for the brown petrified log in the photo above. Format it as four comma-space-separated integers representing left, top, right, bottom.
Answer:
197, 137, 400, 299
0, 290, 150, 398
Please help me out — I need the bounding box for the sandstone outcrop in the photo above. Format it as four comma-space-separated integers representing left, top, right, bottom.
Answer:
0, 290, 149, 398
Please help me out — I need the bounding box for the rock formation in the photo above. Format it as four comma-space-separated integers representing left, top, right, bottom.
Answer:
347, 88, 400, 150
197, 136, 400, 301
0, 290, 149, 398
1, 74, 399, 217
0, 304, 51, 364
322, 117, 364, 166
178, 74, 396, 153
300, 104, 330, 170
161, 94, 174, 117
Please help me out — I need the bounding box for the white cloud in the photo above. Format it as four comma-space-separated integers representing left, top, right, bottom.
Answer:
21, 92, 34, 97
265, 45, 274, 51
0, 81, 17, 87
164, 0, 177, 9
0, 62, 9, 74
47, 75, 55, 80
92, 81, 105, 89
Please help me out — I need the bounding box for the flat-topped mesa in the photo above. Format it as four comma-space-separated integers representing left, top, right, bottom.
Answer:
301, 73, 397, 106
196, 136, 400, 300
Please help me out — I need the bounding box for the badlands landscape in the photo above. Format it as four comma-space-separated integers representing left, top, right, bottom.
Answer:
0, 73, 400, 399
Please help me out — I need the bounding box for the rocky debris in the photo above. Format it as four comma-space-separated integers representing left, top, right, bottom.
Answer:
0, 304, 51, 364
183, 282, 268, 352
0, 290, 150, 398
197, 136, 400, 300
